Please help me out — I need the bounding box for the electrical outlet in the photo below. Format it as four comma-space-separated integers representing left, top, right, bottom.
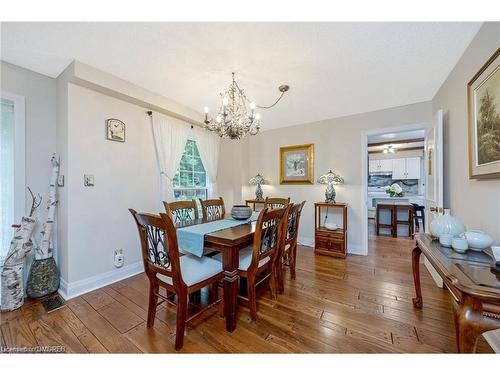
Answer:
114, 249, 124, 268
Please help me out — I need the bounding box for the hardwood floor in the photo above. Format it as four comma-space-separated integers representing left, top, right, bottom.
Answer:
0, 236, 493, 353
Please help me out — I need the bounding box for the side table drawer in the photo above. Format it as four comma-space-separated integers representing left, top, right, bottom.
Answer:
315, 235, 345, 257
315, 237, 330, 250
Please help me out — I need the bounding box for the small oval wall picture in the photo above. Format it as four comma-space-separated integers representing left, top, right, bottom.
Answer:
106, 118, 126, 142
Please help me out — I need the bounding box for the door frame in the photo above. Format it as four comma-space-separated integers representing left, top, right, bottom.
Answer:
360, 122, 429, 255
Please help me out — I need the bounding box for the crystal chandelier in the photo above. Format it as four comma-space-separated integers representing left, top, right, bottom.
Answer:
203, 72, 289, 139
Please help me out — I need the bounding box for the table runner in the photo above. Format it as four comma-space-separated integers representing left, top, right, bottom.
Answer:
177, 212, 260, 257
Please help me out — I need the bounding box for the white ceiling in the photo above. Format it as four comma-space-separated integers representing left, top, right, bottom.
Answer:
1, 22, 481, 131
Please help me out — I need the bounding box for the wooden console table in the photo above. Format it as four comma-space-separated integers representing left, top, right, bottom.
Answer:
314, 202, 347, 258
245, 198, 265, 211
412, 233, 500, 353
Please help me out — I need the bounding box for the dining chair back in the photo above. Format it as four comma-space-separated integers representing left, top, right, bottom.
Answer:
129, 209, 182, 287
163, 199, 199, 224
264, 197, 290, 209
276, 201, 305, 293
200, 197, 225, 220
129, 209, 223, 350
243, 206, 287, 320
252, 207, 287, 269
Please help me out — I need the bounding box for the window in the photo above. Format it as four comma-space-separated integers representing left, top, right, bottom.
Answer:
1, 93, 25, 259
172, 140, 207, 201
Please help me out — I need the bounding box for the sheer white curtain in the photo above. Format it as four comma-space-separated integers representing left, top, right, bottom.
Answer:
150, 112, 190, 202
194, 127, 220, 198
1, 99, 15, 257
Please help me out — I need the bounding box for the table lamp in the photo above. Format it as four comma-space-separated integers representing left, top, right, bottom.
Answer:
249, 173, 268, 200
317, 170, 344, 203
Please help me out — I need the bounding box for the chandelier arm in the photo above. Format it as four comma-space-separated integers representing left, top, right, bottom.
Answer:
232, 79, 246, 96
234, 76, 287, 110
254, 91, 286, 109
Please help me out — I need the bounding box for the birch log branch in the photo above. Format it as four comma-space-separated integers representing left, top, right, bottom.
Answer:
36, 154, 60, 260
1, 216, 36, 311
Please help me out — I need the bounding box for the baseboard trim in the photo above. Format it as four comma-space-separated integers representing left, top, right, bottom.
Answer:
424, 256, 444, 288
347, 243, 365, 256
58, 261, 144, 301
298, 236, 314, 248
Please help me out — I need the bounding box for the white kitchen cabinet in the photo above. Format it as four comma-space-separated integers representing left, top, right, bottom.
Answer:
369, 160, 380, 173
379, 159, 393, 172
369, 159, 393, 173
405, 157, 421, 179
391, 157, 421, 179
370, 156, 422, 178
391, 158, 407, 179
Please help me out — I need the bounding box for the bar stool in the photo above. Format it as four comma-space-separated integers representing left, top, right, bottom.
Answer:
411, 203, 425, 233
395, 204, 414, 238
376, 203, 396, 237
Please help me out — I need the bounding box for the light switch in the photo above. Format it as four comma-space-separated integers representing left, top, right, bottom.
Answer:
57, 175, 65, 187
84, 174, 94, 187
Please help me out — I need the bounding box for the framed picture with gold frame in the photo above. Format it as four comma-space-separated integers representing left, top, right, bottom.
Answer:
468, 47, 500, 179
280, 144, 314, 184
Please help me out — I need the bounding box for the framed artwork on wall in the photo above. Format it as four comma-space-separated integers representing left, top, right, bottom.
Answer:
468, 47, 500, 179
280, 143, 314, 184
106, 118, 126, 142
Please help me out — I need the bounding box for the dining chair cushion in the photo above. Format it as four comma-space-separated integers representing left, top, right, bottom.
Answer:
213, 247, 270, 271
156, 254, 223, 286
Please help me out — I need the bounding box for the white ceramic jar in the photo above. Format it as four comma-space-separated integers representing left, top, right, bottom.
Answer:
429, 209, 466, 237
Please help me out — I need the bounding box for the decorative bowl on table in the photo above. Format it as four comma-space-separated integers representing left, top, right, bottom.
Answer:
463, 230, 494, 251
324, 223, 340, 231
439, 233, 454, 248
451, 237, 468, 253
231, 205, 252, 220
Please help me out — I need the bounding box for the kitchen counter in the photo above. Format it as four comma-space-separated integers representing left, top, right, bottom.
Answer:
367, 193, 424, 219
368, 192, 424, 199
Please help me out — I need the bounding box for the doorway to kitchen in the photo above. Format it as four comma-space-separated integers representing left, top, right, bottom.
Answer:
360, 123, 429, 254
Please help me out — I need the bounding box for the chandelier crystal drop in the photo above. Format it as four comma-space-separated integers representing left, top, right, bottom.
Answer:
203, 72, 289, 140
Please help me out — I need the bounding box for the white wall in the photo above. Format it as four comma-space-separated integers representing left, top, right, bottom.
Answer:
433, 22, 500, 244
217, 138, 247, 209
219, 101, 432, 254
65, 83, 161, 283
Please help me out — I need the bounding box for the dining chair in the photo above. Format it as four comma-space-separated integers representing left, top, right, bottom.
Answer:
199, 197, 225, 220
264, 197, 290, 209
276, 201, 305, 294
214, 206, 287, 320
129, 209, 224, 350
163, 199, 199, 224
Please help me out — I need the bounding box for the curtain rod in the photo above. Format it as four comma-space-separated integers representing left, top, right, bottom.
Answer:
147, 110, 195, 129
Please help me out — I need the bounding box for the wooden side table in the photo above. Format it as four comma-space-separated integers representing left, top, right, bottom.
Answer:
314, 202, 348, 258
412, 233, 500, 352
245, 198, 265, 211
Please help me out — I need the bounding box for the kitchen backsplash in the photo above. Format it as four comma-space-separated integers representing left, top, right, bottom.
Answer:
368, 174, 419, 195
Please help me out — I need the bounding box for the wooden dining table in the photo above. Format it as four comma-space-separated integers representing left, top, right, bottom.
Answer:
177, 215, 257, 332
